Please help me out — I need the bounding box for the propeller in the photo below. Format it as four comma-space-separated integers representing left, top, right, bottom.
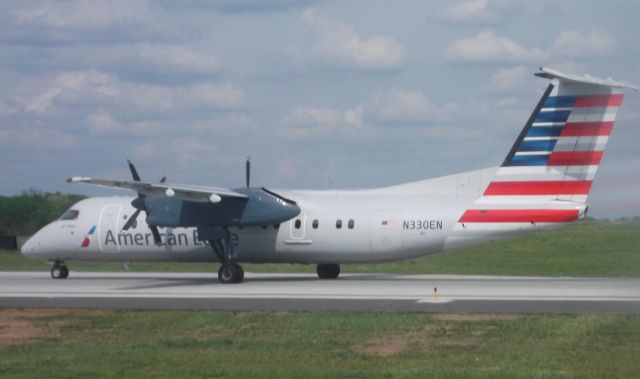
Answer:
245, 156, 251, 188
121, 160, 162, 244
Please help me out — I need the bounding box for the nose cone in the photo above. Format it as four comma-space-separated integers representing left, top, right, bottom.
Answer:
20, 233, 38, 257
20, 223, 56, 259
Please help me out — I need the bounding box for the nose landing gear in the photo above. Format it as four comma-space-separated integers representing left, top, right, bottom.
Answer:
51, 261, 69, 279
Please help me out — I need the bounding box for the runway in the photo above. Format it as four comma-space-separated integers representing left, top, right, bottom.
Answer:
0, 271, 639, 314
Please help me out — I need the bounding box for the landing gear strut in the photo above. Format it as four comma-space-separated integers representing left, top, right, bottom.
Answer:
317, 264, 340, 279
51, 261, 69, 279
208, 228, 245, 284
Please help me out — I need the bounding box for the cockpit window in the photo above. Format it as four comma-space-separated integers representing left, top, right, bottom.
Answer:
59, 209, 79, 221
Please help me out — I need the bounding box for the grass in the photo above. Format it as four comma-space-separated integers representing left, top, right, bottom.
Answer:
0, 309, 639, 379
3, 220, 639, 277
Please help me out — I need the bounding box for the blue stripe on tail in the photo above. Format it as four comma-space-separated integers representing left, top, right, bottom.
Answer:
543, 96, 577, 108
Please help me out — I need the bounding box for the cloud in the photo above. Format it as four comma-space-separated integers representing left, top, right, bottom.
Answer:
157, 0, 318, 13
301, 8, 406, 71
276, 158, 298, 179
364, 88, 491, 127
488, 65, 528, 92
11, 0, 152, 30
0, 43, 223, 85
550, 29, 616, 57
0, 126, 78, 150
446, 29, 617, 63
364, 88, 440, 124
279, 87, 490, 139
5, 0, 166, 44
171, 138, 218, 165
438, 0, 498, 24
132, 142, 162, 160
24, 70, 246, 118
111, 44, 221, 78
0, 69, 251, 159
280, 106, 363, 138
445, 31, 548, 62
85, 112, 165, 136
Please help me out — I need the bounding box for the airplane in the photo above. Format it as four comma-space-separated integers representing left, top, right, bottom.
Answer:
21, 67, 637, 283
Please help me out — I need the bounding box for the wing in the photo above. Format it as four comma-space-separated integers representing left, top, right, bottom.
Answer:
67, 176, 247, 203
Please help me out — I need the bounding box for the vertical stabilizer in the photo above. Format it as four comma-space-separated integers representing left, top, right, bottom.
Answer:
458, 67, 635, 226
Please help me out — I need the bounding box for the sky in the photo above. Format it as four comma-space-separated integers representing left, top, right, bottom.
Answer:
1, 0, 638, 218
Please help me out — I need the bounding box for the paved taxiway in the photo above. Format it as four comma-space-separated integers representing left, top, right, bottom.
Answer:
0, 272, 638, 314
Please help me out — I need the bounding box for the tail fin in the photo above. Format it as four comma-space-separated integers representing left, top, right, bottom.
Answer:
459, 67, 636, 225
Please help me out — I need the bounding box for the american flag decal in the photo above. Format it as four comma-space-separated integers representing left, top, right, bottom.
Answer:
381, 220, 397, 229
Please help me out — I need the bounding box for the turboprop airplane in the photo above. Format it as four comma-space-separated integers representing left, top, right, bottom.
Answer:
21, 68, 637, 283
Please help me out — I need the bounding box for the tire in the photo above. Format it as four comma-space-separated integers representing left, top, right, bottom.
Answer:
317, 264, 340, 279
51, 265, 63, 279
218, 263, 244, 284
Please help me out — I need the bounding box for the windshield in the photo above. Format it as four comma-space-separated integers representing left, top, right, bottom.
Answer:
59, 209, 79, 221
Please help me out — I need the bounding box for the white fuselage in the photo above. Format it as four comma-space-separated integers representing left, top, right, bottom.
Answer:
21, 167, 574, 264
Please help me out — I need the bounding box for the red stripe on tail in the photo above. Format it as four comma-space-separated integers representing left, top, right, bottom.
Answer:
547, 151, 603, 166
459, 209, 580, 223
574, 94, 623, 107
561, 122, 613, 137
484, 180, 592, 196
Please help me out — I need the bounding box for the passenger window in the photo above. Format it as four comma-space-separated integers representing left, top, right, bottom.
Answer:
348, 219, 355, 229
295, 219, 302, 229
59, 209, 79, 221
312, 219, 319, 229
336, 219, 342, 229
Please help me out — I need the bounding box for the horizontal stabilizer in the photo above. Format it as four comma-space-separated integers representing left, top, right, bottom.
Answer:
535, 67, 639, 90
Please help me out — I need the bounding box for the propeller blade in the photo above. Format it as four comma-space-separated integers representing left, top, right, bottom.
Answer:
150, 225, 162, 245
121, 208, 142, 231
245, 156, 251, 188
159, 176, 167, 183
127, 159, 141, 181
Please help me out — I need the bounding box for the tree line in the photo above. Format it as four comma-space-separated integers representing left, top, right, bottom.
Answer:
0, 191, 85, 236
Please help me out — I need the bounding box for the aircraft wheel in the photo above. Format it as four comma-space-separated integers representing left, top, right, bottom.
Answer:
51, 264, 69, 279
218, 263, 244, 284
317, 264, 340, 279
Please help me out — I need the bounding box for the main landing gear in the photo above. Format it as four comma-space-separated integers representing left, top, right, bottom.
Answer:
208, 228, 245, 284
316, 263, 340, 279
51, 261, 69, 279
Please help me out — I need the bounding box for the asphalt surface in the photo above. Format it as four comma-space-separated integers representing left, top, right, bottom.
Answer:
1, 271, 638, 314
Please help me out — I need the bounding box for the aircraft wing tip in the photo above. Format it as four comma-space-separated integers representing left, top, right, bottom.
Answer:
67, 176, 92, 183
